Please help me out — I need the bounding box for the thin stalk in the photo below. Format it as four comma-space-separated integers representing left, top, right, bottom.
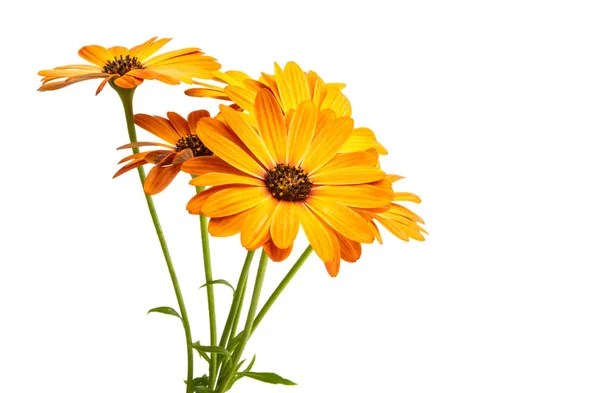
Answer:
214, 250, 255, 382
194, 185, 218, 389
251, 246, 312, 334
215, 251, 269, 393
114, 85, 194, 393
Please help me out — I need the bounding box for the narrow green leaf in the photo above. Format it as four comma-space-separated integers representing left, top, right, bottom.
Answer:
147, 306, 181, 319
190, 343, 232, 358
194, 387, 212, 393
184, 375, 209, 388
237, 371, 297, 386
243, 355, 257, 372
199, 279, 235, 292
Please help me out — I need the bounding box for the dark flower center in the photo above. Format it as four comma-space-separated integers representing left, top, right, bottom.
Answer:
175, 134, 212, 157
265, 164, 312, 201
103, 55, 144, 76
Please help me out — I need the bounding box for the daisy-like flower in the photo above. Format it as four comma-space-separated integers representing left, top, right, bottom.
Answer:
114, 110, 212, 195
38, 37, 221, 95
185, 62, 387, 155
182, 89, 394, 276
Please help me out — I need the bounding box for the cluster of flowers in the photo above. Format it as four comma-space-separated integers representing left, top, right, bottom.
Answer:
39, 37, 426, 277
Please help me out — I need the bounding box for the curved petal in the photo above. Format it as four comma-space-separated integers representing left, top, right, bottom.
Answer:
134, 114, 180, 145
255, 89, 287, 163
276, 62, 310, 112
270, 202, 300, 249
187, 185, 231, 214
196, 118, 265, 178
208, 209, 250, 237
310, 185, 393, 208
202, 185, 270, 217
167, 112, 190, 137
310, 167, 386, 185
143, 164, 182, 195
219, 105, 275, 168
263, 239, 293, 262
297, 203, 340, 276
340, 127, 388, 155
336, 233, 362, 262
286, 100, 317, 166
318, 150, 379, 171
224, 85, 256, 113
78, 45, 112, 67
114, 74, 144, 89
301, 117, 354, 174
241, 197, 278, 250
305, 197, 374, 243
133, 37, 171, 62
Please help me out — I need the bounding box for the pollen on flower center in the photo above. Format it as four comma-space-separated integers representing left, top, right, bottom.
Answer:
265, 164, 312, 201
175, 134, 212, 157
103, 55, 144, 76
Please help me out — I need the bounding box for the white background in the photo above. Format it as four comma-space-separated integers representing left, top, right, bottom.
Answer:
1, 1, 599, 392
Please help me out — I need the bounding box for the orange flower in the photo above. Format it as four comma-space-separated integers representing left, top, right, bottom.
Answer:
186, 62, 387, 155
38, 37, 220, 95
182, 89, 394, 276
114, 110, 212, 194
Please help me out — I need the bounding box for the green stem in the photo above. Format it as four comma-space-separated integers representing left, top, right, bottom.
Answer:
194, 185, 218, 389
215, 250, 255, 382
251, 246, 312, 334
114, 85, 194, 393
216, 251, 269, 393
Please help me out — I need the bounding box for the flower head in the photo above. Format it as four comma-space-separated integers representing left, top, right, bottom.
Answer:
114, 110, 212, 194
38, 37, 221, 95
186, 62, 387, 155
182, 89, 394, 276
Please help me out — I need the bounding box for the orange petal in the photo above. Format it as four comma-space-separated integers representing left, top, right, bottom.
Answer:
286, 100, 317, 166
263, 239, 293, 262
393, 192, 422, 203
336, 233, 362, 262
241, 197, 278, 250
340, 127, 388, 155
307, 71, 327, 108
196, 118, 265, 178
143, 164, 181, 195
276, 62, 310, 112
208, 209, 250, 237
78, 45, 112, 67
321, 89, 352, 117
270, 202, 300, 249
132, 37, 171, 62
255, 89, 287, 163
134, 114, 180, 145
219, 105, 275, 168
187, 110, 211, 132
318, 150, 379, 171
297, 203, 340, 275
311, 166, 385, 185
202, 185, 270, 217
114, 74, 143, 89
301, 117, 354, 174
310, 185, 393, 208
305, 197, 374, 243
143, 47, 200, 66
167, 112, 190, 137
223, 85, 256, 113
187, 185, 231, 214
185, 88, 229, 100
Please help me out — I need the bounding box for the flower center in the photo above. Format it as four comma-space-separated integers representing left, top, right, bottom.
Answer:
102, 55, 144, 76
265, 164, 312, 201
175, 134, 212, 157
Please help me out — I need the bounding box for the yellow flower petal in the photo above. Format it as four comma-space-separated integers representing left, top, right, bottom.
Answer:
305, 197, 374, 243
270, 202, 300, 249
310, 185, 393, 208
255, 89, 287, 163
311, 166, 385, 185
286, 100, 317, 166
297, 203, 340, 276
241, 197, 278, 249
301, 117, 354, 174
203, 185, 270, 217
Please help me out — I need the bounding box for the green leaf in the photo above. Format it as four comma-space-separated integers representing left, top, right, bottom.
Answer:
184, 375, 208, 388
147, 306, 181, 319
190, 342, 232, 358
236, 372, 297, 386
199, 279, 235, 292
194, 387, 212, 393
243, 355, 257, 372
